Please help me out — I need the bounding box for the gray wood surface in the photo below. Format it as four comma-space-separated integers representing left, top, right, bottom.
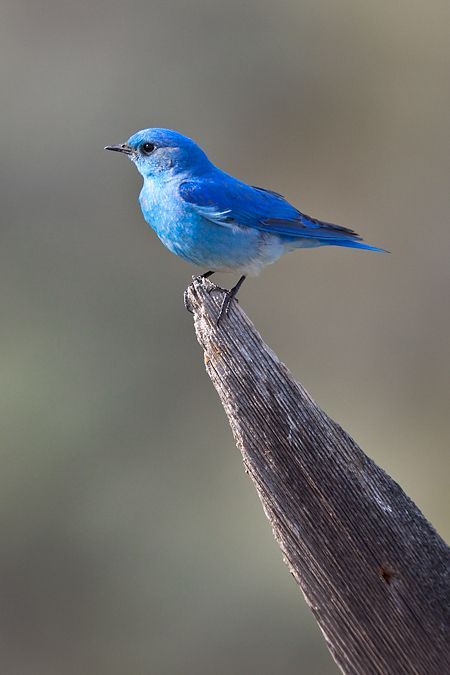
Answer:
185, 276, 450, 675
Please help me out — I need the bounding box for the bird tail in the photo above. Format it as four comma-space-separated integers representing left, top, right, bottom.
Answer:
328, 239, 388, 253
296, 212, 388, 252
263, 211, 387, 252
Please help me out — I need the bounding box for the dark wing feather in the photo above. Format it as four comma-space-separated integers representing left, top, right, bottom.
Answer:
180, 175, 370, 244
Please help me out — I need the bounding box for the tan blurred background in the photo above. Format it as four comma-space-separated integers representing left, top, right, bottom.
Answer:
0, 1, 449, 673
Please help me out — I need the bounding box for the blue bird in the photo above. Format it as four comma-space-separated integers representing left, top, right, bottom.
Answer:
106, 128, 384, 323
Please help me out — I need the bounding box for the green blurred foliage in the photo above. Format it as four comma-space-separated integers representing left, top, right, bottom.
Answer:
0, 1, 449, 673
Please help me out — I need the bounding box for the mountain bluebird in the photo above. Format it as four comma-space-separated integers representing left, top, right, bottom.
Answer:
106, 128, 384, 323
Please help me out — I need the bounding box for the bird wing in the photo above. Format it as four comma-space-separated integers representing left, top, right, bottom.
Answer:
179, 176, 363, 242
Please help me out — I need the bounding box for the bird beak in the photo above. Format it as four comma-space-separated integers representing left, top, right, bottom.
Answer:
104, 143, 135, 156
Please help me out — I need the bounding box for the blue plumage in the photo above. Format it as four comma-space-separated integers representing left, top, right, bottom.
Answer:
179, 177, 383, 250
106, 128, 385, 322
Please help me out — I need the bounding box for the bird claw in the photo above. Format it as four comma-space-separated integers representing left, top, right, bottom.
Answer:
193, 270, 214, 282
183, 288, 193, 314
216, 275, 246, 327
187, 272, 246, 327
217, 292, 233, 326
187, 271, 218, 316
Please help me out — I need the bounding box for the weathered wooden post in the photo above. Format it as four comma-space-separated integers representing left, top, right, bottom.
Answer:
185, 276, 450, 675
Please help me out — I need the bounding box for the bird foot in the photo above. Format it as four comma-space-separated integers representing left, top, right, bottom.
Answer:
217, 290, 236, 326
193, 270, 215, 282
186, 273, 246, 327
216, 275, 246, 327
186, 271, 216, 314
183, 288, 193, 314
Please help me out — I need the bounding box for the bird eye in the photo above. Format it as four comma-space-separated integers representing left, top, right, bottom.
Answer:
141, 142, 155, 155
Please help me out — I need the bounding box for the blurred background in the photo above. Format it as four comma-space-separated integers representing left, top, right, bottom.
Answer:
1, 1, 449, 673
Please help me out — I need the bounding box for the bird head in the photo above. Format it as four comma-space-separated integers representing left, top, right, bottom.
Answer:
105, 128, 211, 179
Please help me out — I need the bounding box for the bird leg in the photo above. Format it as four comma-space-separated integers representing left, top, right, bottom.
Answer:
217, 275, 246, 326
192, 270, 215, 283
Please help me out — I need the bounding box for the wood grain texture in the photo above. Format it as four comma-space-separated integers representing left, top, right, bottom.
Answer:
185, 276, 450, 675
